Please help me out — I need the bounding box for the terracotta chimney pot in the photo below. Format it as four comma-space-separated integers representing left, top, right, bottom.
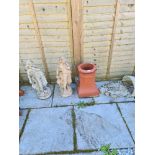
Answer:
19, 89, 24, 96
77, 63, 100, 97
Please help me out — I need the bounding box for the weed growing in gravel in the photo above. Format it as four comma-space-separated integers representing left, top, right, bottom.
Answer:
100, 144, 118, 155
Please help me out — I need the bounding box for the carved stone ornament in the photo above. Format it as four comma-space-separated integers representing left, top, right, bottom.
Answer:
56, 57, 72, 97
122, 75, 135, 97
25, 60, 51, 99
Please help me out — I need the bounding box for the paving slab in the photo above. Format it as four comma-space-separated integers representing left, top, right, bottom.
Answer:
19, 109, 28, 133
94, 81, 135, 104
19, 84, 53, 109
52, 84, 93, 106
70, 148, 134, 155
20, 107, 73, 154
75, 104, 134, 150
69, 152, 102, 155
118, 102, 135, 140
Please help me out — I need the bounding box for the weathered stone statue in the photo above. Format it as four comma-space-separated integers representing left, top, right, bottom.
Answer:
25, 60, 51, 99
56, 57, 72, 97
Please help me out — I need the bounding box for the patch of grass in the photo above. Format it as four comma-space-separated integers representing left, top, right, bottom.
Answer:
100, 144, 118, 155
77, 101, 95, 109
19, 109, 31, 141
39, 149, 98, 154
71, 107, 77, 150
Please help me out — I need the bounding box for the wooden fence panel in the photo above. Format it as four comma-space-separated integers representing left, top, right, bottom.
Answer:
19, 0, 74, 82
19, 0, 135, 83
109, 0, 135, 79
81, 0, 115, 79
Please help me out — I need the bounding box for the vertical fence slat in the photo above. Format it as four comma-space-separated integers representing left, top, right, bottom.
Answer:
106, 0, 120, 79
67, 0, 75, 79
29, 0, 50, 81
132, 66, 135, 75
71, 0, 82, 75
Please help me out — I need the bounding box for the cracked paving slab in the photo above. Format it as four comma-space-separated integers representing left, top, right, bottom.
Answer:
20, 107, 73, 154
19, 84, 54, 109
94, 81, 135, 104
118, 102, 135, 140
52, 84, 93, 106
75, 104, 134, 150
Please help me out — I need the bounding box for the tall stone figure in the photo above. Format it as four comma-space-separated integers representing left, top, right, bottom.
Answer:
56, 57, 72, 97
25, 60, 52, 99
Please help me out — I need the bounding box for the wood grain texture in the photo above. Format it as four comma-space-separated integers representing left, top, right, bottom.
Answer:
29, 0, 49, 80
106, 0, 120, 79
71, 0, 82, 70
19, 0, 135, 82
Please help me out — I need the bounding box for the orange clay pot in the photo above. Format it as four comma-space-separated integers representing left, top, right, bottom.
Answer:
19, 110, 22, 116
19, 90, 24, 96
77, 63, 100, 98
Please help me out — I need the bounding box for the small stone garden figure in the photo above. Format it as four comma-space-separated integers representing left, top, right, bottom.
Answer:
56, 57, 72, 97
25, 60, 51, 99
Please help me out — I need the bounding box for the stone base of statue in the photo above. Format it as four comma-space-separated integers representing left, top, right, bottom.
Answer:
37, 87, 52, 100
60, 85, 72, 97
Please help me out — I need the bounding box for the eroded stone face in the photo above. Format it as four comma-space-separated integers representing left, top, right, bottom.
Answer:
75, 104, 134, 150
25, 60, 52, 99
56, 57, 72, 97
20, 107, 73, 154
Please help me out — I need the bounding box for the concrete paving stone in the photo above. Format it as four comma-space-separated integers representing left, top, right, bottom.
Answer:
118, 102, 135, 140
20, 107, 73, 154
19, 109, 28, 133
94, 81, 135, 104
19, 84, 53, 109
69, 152, 102, 155
52, 84, 93, 106
75, 104, 134, 150
70, 148, 134, 155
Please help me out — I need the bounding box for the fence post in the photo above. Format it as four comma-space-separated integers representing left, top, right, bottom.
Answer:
70, 0, 82, 76
106, 0, 120, 79
29, 0, 50, 81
